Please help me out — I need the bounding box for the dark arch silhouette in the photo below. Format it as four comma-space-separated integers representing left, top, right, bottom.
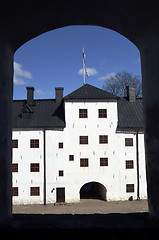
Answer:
7, 2, 146, 51
1, 1, 159, 222
80, 182, 107, 201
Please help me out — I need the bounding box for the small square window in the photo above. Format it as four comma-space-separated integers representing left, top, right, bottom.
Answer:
12, 140, 18, 148
79, 109, 88, 118
80, 158, 89, 167
80, 136, 88, 144
100, 158, 108, 166
30, 139, 39, 148
30, 163, 40, 172
12, 187, 18, 196
59, 170, 64, 176
99, 135, 108, 144
126, 160, 134, 169
69, 155, 74, 161
59, 142, 63, 148
125, 138, 133, 146
22, 112, 31, 119
12, 163, 18, 172
30, 187, 40, 196
98, 109, 107, 118
126, 184, 134, 193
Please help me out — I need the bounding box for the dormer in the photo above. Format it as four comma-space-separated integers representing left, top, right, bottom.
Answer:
21, 104, 33, 119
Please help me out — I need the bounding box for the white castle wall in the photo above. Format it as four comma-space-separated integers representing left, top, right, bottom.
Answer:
12, 100, 147, 204
12, 130, 44, 204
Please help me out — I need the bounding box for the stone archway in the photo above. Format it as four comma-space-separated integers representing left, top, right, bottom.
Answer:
1, 1, 159, 222
80, 182, 107, 201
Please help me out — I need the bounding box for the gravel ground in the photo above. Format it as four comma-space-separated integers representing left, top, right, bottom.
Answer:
13, 199, 148, 214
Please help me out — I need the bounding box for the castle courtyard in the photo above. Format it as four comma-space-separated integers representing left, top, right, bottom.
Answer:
13, 199, 148, 215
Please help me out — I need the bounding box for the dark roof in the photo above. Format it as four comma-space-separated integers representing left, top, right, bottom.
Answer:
64, 84, 118, 101
12, 84, 144, 131
117, 97, 144, 131
12, 99, 65, 129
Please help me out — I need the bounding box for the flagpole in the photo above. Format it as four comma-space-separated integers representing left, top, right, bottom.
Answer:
83, 47, 85, 85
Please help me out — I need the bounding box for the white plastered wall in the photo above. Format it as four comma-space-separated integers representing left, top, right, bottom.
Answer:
12, 130, 44, 204
12, 101, 147, 204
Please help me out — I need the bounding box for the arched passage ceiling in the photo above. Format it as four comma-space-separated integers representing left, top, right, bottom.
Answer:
1, 1, 159, 51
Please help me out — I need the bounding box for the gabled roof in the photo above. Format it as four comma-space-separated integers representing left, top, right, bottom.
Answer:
21, 104, 33, 113
12, 84, 144, 131
64, 84, 118, 101
12, 99, 65, 129
117, 97, 144, 131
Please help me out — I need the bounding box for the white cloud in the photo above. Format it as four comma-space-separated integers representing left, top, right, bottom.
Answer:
14, 78, 26, 85
35, 89, 45, 96
14, 61, 32, 85
98, 72, 116, 81
78, 67, 98, 76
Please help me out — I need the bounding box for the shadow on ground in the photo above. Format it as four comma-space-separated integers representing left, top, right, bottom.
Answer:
3, 212, 159, 229
1, 213, 159, 238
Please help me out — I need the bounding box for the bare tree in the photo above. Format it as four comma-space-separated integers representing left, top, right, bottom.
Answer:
102, 71, 142, 97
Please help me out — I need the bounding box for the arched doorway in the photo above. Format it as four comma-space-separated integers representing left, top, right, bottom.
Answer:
80, 182, 106, 201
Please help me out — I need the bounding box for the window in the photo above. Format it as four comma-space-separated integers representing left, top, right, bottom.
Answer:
126, 160, 134, 169
12, 187, 18, 196
125, 138, 133, 146
30, 139, 39, 148
69, 155, 74, 161
30, 163, 40, 172
80, 158, 89, 167
22, 105, 32, 119
12, 163, 18, 172
98, 109, 107, 118
80, 136, 88, 144
22, 112, 31, 119
59, 170, 64, 177
99, 135, 108, 144
126, 184, 134, 193
12, 140, 18, 148
79, 109, 88, 118
100, 158, 108, 166
59, 142, 63, 149
30, 187, 40, 196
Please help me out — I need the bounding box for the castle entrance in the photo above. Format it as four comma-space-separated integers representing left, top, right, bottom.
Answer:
80, 182, 106, 201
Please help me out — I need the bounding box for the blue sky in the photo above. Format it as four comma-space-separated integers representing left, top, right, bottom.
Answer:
13, 26, 141, 100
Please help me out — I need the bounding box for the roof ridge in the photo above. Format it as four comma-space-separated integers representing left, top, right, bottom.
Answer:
64, 83, 118, 100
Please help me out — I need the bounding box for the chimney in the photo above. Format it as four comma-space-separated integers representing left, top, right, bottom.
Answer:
55, 87, 64, 102
126, 85, 136, 102
26, 87, 35, 105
